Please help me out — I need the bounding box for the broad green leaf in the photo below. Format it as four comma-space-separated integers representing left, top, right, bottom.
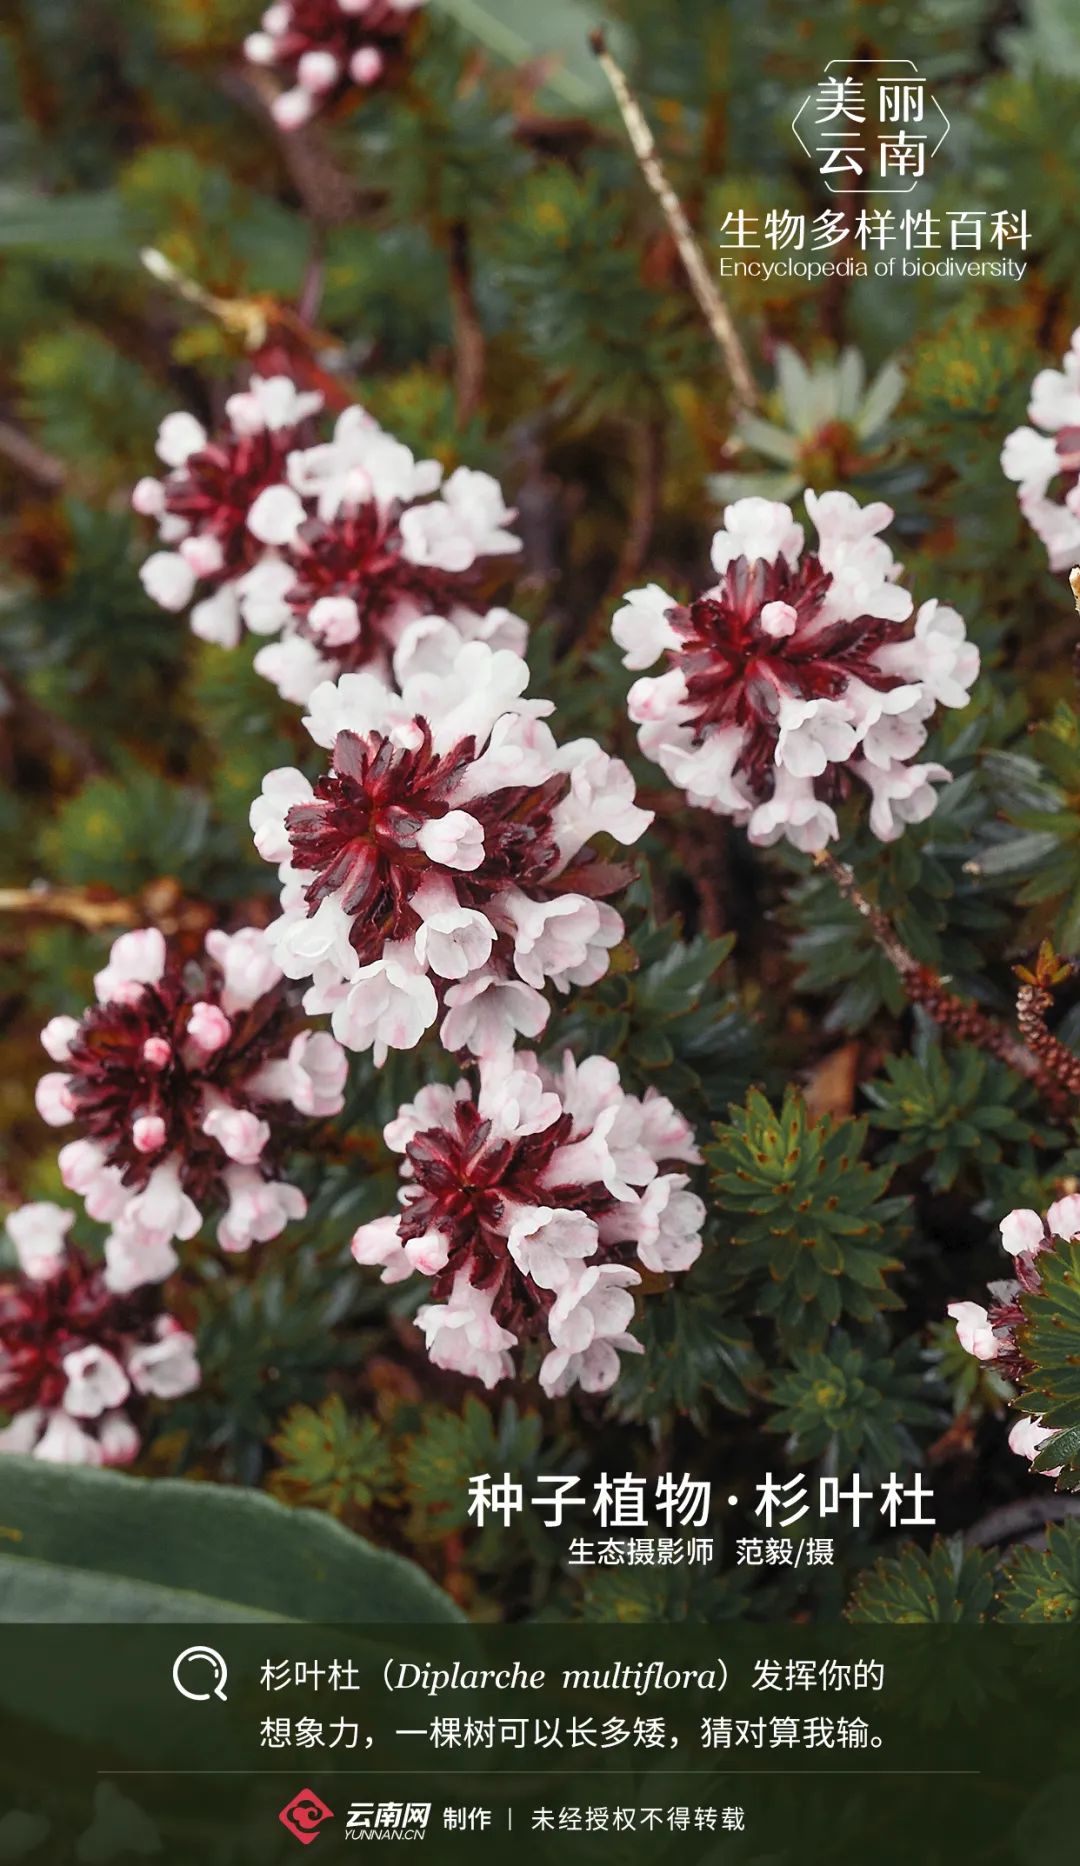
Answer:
0, 1459, 462, 1623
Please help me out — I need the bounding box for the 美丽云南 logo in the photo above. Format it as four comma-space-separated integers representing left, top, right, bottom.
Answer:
792, 59, 950, 193
346, 1801, 432, 1841
279, 1788, 335, 1845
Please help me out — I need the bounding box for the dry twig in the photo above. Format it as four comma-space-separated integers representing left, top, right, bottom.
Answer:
589, 29, 759, 412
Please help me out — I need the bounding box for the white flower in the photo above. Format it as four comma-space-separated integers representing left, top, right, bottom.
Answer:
415, 811, 485, 871
551, 744, 653, 863
35, 1072, 75, 1127
617, 486, 972, 851
947, 1300, 999, 1362
351, 1213, 416, 1284
217, 1168, 306, 1253
440, 973, 549, 1058
248, 1029, 348, 1117
327, 947, 439, 1062
190, 584, 243, 648
1008, 1415, 1060, 1472
711, 497, 803, 571
59, 1140, 130, 1223
1047, 1193, 1080, 1241
412, 879, 496, 980
201, 1105, 271, 1166
857, 758, 952, 842
40, 1014, 80, 1062
247, 484, 306, 547
93, 928, 167, 1005
103, 1232, 180, 1294
417, 1276, 518, 1389
999, 1207, 1047, 1256
611, 583, 680, 670
139, 552, 197, 611
775, 697, 858, 779
126, 1322, 201, 1399
4, 1202, 73, 1281
877, 601, 980, 710
204, 925, 284, 1012
62, 1345, 131, 1419
540, 1264, 643, 1397
505, 1206, 599, 1291
748, 769, 839, 854
628, 1175, 706, 1274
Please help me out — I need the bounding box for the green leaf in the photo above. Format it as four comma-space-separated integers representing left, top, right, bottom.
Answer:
430, 0, 623, 109
846, 1538, 996, 1624
0, 1459, 462, 1623
998, 1521, 1080, 1622
706, 1086, 905, 1345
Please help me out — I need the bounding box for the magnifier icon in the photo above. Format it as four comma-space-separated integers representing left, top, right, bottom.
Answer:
172, 1645, 229, 1702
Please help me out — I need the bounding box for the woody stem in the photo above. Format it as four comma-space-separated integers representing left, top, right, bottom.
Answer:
813, 852, 1070, 1114
589, 30, 759, 413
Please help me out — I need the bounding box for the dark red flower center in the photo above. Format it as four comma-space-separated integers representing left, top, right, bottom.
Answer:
164, 427, 307, 585
668, 551, 906, 792
285, 723, 566, 964
62, 963, 299, 1202
269, 0, 415, 83
284, 505, 467, 674
0, 1255, 151, 1415
399, 1099, 615, 1332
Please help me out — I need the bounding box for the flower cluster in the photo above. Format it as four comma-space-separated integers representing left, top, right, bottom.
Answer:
135, 378, 523, 706
245, 0, 426, 131
35, 924, 346, 1289
351, 1049, 704, 1395
251, 628, 651, 1061
947, 1199, 1077, 1477
613, 492, 978, 852
1001, 324, 1080, 571
1, 1203, 199, 1467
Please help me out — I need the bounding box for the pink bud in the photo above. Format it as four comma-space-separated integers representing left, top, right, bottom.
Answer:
132, 1114, 167, 1155
187, 1002, 232, 1055
131, 477, 165, 517
298, 50, 340, 94
142, 1036, 173, 1070
349, 46, 384, 85
760, 601, 799, 640
35, 1073, 76, 1127
179, 533, 226, 579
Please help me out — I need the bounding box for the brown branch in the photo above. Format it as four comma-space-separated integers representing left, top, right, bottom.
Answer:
447, 221, 486, 428
1017, 984, 1080, 1099
813, 851, 1070, 1115
0, 888, 137, 932
221, 68, 361, 227
614, 416, 665, 591
589, 29, 759, 412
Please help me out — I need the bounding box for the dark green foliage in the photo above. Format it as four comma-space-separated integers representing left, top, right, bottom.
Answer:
864, 1042, 1045, 1198
4, 0, 1080, 1629
766, 1331, 941, 1477
846, 1539, 996, 1624
611, 1289, 762, 1427
1015, 1240, 1080, 1491
707, 1088, 906, 1343
271, 1395, 398, 1519
997, 1522, 1080, 1623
